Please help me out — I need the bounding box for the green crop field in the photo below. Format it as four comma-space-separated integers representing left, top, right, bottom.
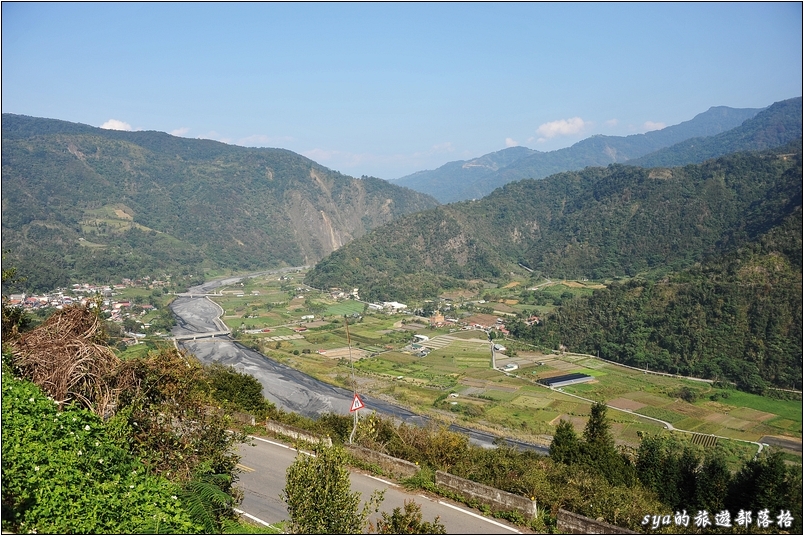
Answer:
636, 406, 687, 424
716, 391, 803, 422
325, 300, 365, 316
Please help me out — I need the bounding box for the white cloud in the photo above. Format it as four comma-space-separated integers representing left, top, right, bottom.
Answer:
535, 117, 587, 142
643, 121, 666, 132
605, 119, 619, 127
100, 119, 133, 131
505, 137, 518, 147
170, 127, 190, 137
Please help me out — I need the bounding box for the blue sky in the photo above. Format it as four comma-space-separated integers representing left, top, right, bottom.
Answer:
2, 2, 801, 179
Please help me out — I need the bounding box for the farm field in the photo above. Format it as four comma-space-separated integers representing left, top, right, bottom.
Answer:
192, 269, 801, 460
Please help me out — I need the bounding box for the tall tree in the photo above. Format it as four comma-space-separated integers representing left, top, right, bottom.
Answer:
694, 454, 731, 514
580, 402, 636, 487
727, 450, 801, 531
582, 402, 614, 455
550, 419, 581, 465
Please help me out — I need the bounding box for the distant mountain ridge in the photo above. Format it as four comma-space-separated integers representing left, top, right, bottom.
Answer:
393, 102, 777, 203
307, 140, 803, 302
629, 96, 803, 167
1, 114, 439, 293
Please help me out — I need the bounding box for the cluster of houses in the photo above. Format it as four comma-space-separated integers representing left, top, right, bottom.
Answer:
5, 281, 157, 325
327, 287, 360, 301
320, 288, 541, 337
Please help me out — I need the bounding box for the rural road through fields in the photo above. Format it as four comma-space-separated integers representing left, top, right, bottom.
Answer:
235, 434, 525, 534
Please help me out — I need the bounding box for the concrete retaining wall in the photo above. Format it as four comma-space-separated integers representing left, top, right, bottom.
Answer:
232, 411, 255, 426
205, 406, 254, 426
345, 445, 419, 479
557, 508, 638, 534
435, 471, 537, 518
265, 420, 332, 447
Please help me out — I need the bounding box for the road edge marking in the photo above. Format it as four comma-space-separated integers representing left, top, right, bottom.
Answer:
435, 500, 522, 533
247, 435, 316, 457
363, 474, 398, 487
234, 507, 276, 529
249, 435, 294, 450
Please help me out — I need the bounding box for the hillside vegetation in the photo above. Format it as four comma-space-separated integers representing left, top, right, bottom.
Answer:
307, 142, 802, 300
1, 114, 439, 293
0, 304, 271, 533
508, 209, 802, 392
394, 97, 801, 203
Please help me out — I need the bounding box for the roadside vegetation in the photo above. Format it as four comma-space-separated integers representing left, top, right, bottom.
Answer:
1, 285, 274, 534
262, 400, 800, 533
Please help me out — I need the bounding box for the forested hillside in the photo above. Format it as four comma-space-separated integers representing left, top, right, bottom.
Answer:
393, 103, 763, 202
1, 115, 439, 292
508, 209, 802, 392
307, 141, 803, 303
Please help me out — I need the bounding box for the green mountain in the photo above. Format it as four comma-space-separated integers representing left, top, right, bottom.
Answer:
507, 208, 802, 392
305, 141, 803, 304
1, 114, 439, 293
393, 104, 764, 203
628, 96, 803, 167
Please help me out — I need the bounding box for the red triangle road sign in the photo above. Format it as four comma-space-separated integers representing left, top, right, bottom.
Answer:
350, 393, 365, 412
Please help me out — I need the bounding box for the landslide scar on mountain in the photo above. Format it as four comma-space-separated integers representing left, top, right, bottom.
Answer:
319, 210, 342, 251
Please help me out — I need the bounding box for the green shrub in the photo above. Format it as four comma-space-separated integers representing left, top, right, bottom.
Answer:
1, 368, 202, 534
283, 445, 383, 534
373, 499, 446, 534
207, 362, 272, 415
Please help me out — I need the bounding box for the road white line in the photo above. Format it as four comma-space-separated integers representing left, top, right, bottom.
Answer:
249, 435, 294, 450
248, 435, 317, 457
363, 474, 398, 487
435, 500, 522, 533
234, 508, 276, 529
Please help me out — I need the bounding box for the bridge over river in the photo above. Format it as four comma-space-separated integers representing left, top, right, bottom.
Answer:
173, 330, 231, 341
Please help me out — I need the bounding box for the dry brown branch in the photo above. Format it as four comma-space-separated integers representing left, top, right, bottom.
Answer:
9, 305, 121, 416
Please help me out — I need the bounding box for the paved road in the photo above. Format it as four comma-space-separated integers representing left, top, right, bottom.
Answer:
171, 274, 549, 453
236, 435, 524, 534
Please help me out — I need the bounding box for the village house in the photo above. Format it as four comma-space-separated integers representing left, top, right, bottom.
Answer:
382, 301, 407, 311
429, 312, 445, 327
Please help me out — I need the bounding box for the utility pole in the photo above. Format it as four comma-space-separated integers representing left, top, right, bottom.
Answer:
489, 330, 496, 369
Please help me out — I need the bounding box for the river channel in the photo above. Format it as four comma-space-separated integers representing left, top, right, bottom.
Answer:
171, 271, 548, 453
